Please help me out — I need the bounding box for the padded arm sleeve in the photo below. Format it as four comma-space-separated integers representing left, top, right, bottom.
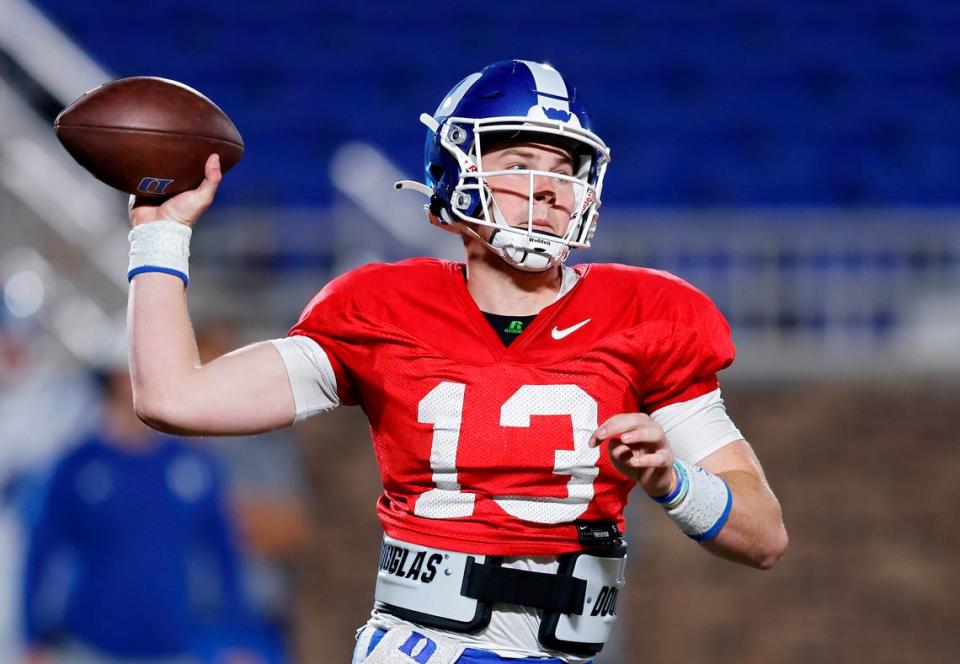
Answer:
270, 336, 340, 422
650, 388, 743, 464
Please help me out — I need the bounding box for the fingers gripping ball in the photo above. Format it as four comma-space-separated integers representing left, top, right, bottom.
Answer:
55, 77, 243, 197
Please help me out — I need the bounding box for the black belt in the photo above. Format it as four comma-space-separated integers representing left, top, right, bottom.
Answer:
462, 557, 588, 615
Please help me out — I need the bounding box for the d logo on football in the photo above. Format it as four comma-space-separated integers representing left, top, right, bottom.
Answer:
137, 177, 175, 194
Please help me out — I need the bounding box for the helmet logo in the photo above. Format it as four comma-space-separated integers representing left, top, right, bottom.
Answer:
541, 107, 572, 122
526, 104, 583, 128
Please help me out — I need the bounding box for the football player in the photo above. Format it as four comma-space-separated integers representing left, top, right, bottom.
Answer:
126, 60, 787, 664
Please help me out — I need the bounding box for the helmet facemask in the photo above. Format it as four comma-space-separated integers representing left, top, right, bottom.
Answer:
434, 115, 608, 272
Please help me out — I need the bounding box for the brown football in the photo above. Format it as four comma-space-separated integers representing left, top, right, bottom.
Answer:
54, 76, 244, 197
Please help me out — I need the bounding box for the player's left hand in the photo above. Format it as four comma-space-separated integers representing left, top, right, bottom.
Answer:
590, 413, 677, 498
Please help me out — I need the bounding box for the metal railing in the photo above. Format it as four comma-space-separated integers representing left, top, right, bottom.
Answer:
188, 205, 960, 378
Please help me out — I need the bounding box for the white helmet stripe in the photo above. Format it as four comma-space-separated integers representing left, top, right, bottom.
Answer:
434, 72, 482, 116
519, 60, 570, 114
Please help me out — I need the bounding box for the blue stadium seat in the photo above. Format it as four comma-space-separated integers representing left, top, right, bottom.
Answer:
30, 0, 960, 209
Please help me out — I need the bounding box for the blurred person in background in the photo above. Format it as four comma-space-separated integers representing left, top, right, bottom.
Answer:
20, 365, 263, 664
1, 323, 32, 664
1, 316, 102, 664
123, 60, 787, 663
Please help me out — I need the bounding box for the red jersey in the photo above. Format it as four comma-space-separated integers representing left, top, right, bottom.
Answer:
289, 258, 734, 556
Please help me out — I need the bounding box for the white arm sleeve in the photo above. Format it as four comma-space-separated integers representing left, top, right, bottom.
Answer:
650, 388, 743, 464
269, 336, 340, 422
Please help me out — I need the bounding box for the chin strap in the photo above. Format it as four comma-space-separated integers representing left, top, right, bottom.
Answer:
489, 228, 567, 272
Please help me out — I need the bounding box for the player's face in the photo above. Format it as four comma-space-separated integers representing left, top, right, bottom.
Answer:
479, 141, 576, 239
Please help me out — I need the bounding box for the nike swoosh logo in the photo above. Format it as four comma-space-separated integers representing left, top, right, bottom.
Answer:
551, 318, 592, 340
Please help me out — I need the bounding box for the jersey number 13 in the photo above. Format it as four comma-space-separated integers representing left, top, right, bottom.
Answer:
415, 382, 600, 524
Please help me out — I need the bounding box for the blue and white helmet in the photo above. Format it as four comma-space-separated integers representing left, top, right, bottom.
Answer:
398, 60, 611, 271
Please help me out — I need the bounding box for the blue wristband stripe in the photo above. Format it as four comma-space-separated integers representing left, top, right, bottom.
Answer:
128, 265, 189, 287
691, 481, 733, 542
652, 460, 687, 505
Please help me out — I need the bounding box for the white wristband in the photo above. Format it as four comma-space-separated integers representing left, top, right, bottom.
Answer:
665, 459, 733, 542
128, 220, 192, 286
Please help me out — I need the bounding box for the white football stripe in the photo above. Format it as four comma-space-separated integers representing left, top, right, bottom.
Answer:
434, 72, 482, 116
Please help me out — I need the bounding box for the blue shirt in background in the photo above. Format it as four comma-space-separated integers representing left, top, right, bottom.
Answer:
22, 433, 249, 658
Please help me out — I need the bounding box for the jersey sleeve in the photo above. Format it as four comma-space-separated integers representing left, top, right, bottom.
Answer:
270, 336, 341, 420
640, 279, 736, 412
287, 275, 361, 406
650, 388, 744, 463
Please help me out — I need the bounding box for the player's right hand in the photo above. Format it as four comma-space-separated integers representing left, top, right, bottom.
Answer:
128, 153, 222, 228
